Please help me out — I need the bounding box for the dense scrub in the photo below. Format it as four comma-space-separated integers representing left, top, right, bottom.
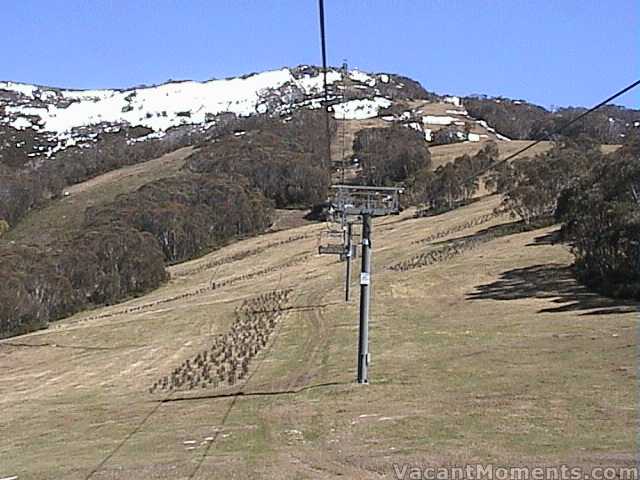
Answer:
79, 253, 309, 325
0, 163, 63, 227
0, 226, 167, 337
407, 131, 639, 300
0, 174, 272, 336
0, 126, 182, 229
0, 113, 254, 231
491, 137, 601, 223
376, 74, 436, 100
0, 169, 274, 338
353, 126, 431, 188
86, 174, 274, 264
187, 111, 334, 208
351, 131, 500, 212
463, 97, 551, 140
430, 126, 467, 147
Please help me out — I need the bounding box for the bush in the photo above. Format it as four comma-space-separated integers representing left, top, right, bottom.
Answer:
0, 219, 9, 236
557, 135, 640, 299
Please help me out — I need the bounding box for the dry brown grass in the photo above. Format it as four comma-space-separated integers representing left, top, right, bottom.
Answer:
1, 191, 636, 479
430, 140, 621, 169
430, 140, 552, 169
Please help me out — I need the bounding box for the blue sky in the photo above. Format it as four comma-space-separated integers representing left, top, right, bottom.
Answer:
2, 0, 638, 108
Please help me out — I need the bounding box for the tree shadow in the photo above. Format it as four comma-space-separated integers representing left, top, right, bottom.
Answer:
525, 228, 561, 246
429, 220, 538, 248
467, 263, 637, 315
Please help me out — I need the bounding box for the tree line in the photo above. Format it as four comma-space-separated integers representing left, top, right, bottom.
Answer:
491, 134, 640, 299
0, 226, 167, 337
490, 137, 602, 223
464, 96, 639, 144
86, 174, 274, 264
414, 142, 499, 214
351, 127, 501, 212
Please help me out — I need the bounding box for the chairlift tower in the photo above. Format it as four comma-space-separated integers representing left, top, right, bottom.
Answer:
330, 184, 403, 384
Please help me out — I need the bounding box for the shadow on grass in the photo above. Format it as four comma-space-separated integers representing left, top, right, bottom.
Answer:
160, 381, 349, 404
525, 228, 561, 246
467, 263, 636, 315
429, 219, 550, 248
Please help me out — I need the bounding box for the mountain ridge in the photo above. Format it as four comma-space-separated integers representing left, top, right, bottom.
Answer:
0, 66, 429, 157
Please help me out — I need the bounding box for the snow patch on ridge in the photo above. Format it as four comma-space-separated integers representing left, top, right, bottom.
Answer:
349, 70, 376, 87
332, 97, 391, 120
0, 81, 39, 98
9, 117, 34, 130
422, 115, 458, 126
296, 70, 342, 95
443, 96, 461, 107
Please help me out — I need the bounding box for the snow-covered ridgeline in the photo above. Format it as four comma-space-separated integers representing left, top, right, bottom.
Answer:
0, 66, 407, 136
0, 67, 404, 139
1, 69, 344, 135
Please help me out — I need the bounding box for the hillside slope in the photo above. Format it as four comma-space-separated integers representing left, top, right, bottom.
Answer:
1, 68, 635, 478
2, 146, 194, 245
0, 67, 421, 161
1, 194, 635, 479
